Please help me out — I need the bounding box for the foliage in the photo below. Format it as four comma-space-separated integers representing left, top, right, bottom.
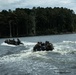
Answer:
0, 7, 76, 37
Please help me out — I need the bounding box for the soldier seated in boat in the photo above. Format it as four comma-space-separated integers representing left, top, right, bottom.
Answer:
4, 39, 9, 43
45, 41, 54, 51
33, 42, 42, 51
7, 39, 15, 45
46, 42, 54, 51
41, 43, 46, 50
16, 38, 23, 45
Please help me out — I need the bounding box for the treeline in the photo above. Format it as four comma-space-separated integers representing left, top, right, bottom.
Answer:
0, 7, 76, 38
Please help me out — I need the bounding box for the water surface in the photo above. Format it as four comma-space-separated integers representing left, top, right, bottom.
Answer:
0, 34, 76, 75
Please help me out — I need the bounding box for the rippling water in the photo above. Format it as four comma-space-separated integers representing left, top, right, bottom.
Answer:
0, 34, 76, 75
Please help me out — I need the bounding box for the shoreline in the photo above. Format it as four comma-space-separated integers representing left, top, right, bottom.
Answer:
0, 32, 76, 39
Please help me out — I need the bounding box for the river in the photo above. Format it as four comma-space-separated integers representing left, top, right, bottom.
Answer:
0, 33, 76, 75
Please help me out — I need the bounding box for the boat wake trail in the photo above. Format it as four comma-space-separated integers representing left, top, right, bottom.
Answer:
53, 40, 76, 55
0, 40, 76, 75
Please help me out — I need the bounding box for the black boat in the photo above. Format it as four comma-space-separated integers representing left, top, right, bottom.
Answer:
33, 41, 54, 51
4, 38, 23, 46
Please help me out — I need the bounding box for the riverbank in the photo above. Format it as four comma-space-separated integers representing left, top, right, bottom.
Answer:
0, 32, 76, 39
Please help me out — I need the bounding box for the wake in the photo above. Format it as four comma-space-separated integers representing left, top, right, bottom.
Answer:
53, 40, 76, 55
1, 40, 76, 61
